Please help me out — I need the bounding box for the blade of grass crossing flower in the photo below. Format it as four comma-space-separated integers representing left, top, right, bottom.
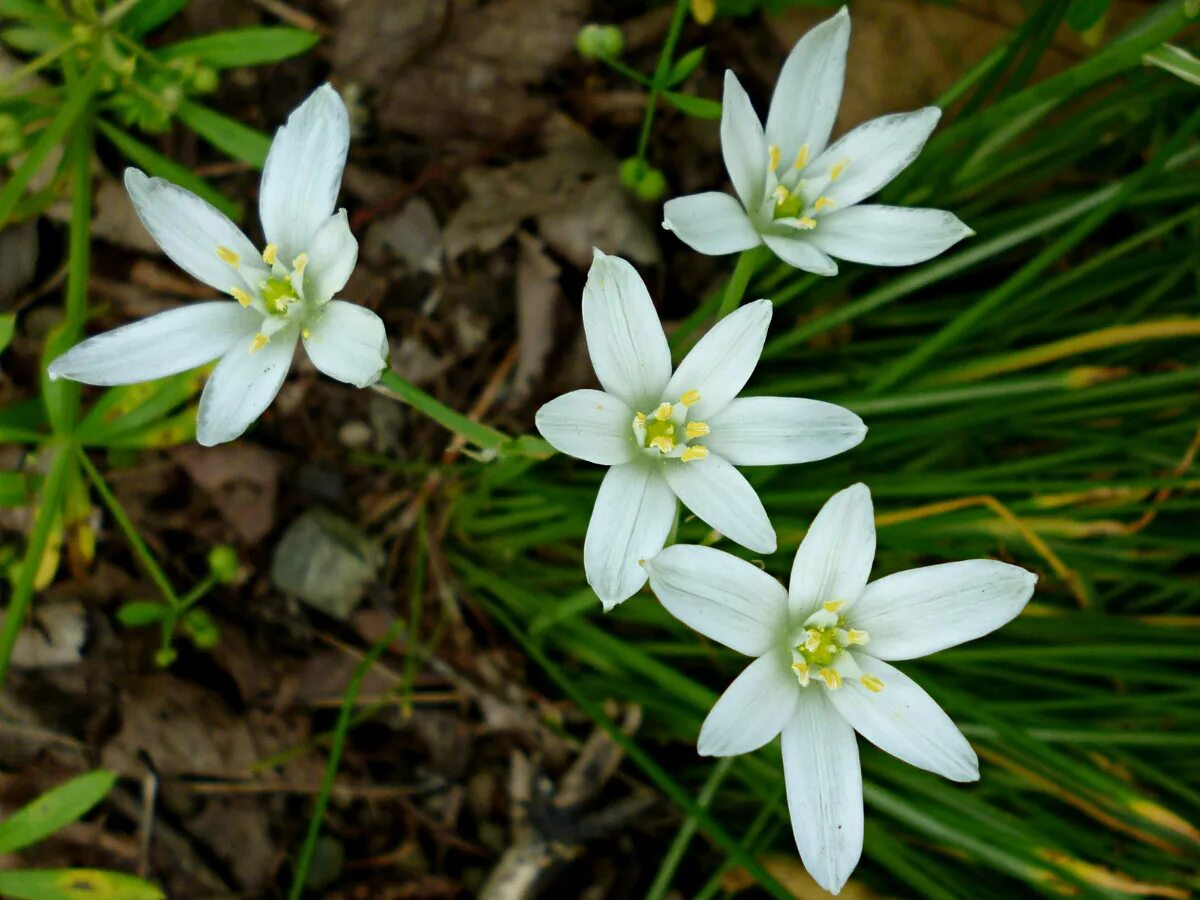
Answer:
376, 369, 511, 451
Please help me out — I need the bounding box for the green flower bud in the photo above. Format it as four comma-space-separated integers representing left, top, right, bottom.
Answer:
191, 65, 218, 94
154, 645, 177, 668
576, 24, 623, 60
208, 544, 239, 583
183, 608, 220, 650
619, 157, 668, 202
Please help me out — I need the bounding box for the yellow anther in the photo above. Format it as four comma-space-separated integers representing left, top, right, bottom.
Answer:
250, 333, 269, 352
794, 143, 810, 169
680, 445, 708, 462
797, 216, 818, 230
846, 629, 870, 646
292, 252, 309, 274
805, 630, 822, 653
861, 674, 884, 693
813, 196, 835, 211
791, 661, 810, 686
680, 389, 701, 407
685, 421, 710, 439
773, 185, 790, 204
273, 297, 289, 313
231, 288, 253, 308
634, 411, 647, 426
262, 243, 278, 266
649, 435, 676, 453
822, 600, 844, 613
829, 159, 848, 180
654, 402, 673, 422
216, 246, 239, 268
301, 327, 311, 340
819, 667, 842, 690
768, 144, 781, 172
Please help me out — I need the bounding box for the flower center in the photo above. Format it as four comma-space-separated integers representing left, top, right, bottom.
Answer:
790, 600, 881, 692
217, 243, 314, 352
765, 143, 846, 231
631, 390, 709, 462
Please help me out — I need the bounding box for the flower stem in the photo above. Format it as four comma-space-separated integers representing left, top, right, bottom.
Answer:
716, 247, 762, 319
634, 0, 691, 161
375, 369, 510, 451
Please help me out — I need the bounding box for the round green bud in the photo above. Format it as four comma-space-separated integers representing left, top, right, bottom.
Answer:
192, 65, 218, 94
576, 24, 623, 60
619, 157, 668, 202
183, 609, 220, 650
207, 544, 239, 583
154, 645, 177, 668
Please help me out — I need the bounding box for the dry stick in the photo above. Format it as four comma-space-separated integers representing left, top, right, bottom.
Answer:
1119, 420, 1200, 535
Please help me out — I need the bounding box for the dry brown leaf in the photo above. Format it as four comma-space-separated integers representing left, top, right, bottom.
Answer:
511, 232, 561, 402
722, 854, 879, 899
176, 443, 281, 545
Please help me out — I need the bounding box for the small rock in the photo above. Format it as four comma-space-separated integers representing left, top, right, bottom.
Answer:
338, 420, 373, 449
270, 510, 381, 620
6, 600, 86, 669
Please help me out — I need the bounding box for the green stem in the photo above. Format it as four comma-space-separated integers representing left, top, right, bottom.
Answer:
645, 756, 735, 900
287, 617, 408, 899
716, 248, 761, 319
635, 0, 691, 160
375, 369, 510, 451
0, 444, 73, 689
77, 450, 181, 606
601, 56, 653, 88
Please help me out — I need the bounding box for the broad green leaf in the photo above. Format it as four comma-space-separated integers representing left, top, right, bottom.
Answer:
0, 771, 116, 854
667, 46, 706, 86
1144, 44, 1200, 86
77, 370, 204, 446
0, 0, 57, 23
158, 26, 319, 69
116, 601, 170, 627
177, 100, 270, 167
96, 120, 240, 219
0, 397, 47, 443
0, 869, 164, 900
120, 0, 189, 36
663, 90, 722, 119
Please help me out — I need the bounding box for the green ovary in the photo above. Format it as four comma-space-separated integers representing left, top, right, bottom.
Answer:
262, 275, 298, 313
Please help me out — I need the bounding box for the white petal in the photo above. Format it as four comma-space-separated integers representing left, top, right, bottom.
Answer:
789, 483, 874, 620
829, 654, 979, 782
124, 169, 264, 295
706, 396, 866, 466
302, 300, 388, 389
663, 453, 776, 554
535, 389, 635, 466
662, 192, 762, 256
643, 543, 788, 656
762, 233, 838, 275
809, 205, 972, 267
721, 71, 769, 210
48, 302, 257, 386
663, 299, 771, 420
765, 7, 850, 162
259, 84, 350, 260
582, 251, 672, 411
305, 210, 359, 303
196, 326, 299, 446
584, 463, 677, 609
782, 687, 863, 896
852, 561, 1036, 661
698, 648, 798, 756
815, 107, 941, 208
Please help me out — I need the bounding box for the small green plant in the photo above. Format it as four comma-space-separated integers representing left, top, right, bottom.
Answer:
0, 770, 163, 899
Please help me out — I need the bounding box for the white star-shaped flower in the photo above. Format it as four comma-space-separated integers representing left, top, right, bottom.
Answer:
644, 483, 1037, 895
48, 84, 388, 446
534, 250, 866, 609
663, 7, 972, 275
